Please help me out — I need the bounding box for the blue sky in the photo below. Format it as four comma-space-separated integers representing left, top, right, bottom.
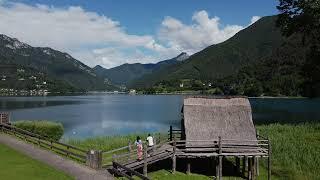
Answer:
0, 0, 279, 68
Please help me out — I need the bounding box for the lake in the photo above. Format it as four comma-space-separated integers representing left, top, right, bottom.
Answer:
1, 95, 319, 139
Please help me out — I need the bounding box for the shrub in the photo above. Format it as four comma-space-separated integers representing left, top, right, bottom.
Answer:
14, 120, 64, 141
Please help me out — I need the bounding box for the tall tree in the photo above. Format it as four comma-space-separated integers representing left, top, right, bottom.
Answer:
277, 0, 320, 97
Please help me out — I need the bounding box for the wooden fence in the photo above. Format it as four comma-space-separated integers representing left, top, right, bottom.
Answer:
0, 123, 90, 165
0, 112, 10, 124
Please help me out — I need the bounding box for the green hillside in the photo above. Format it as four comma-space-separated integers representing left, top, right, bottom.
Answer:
131, 16, 284, 88
0, 34, 116, 91
93, 52, 189, 86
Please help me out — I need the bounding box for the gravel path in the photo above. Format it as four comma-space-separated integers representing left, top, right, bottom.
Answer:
0, 133, 113, 180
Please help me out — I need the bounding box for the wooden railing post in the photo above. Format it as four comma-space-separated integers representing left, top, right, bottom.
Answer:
86, 150, 102, 169
128, 141, 131, 161
172, 138, 176, 174
218, 136, 222, 180
169, 126, 173, 141
268, 138, 271, 180
143, 144, 148, 176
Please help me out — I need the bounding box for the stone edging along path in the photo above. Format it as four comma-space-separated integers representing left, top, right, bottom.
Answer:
0, 133, 113, 180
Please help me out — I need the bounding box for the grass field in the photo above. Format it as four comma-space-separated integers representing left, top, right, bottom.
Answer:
3, 122, 318, 179
0, 143, 73, 180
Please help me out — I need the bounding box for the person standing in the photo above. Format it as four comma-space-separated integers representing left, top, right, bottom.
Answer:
135, 136, 143, 161
146, 134, 154, 155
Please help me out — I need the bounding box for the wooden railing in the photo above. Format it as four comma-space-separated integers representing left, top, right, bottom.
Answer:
168, 125, 182, 141
101, 134, 163, 168
0, 123, 88, 163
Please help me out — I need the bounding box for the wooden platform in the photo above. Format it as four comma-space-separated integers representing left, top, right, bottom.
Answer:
110, 137, 270, 180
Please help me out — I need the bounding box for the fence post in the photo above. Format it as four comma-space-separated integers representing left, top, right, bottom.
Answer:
67, 146, 70, 157
172, 138, 176, 174
268, 138, 271, 180
86, 150, 102, 169
218, 136, 222, 180
169, 125, 173, 141
128, 141, 131, 161
158, 133, 161, 144
143, 144, 148, 177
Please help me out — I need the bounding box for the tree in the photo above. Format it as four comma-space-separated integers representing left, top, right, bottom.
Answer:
277, 0, 320, 97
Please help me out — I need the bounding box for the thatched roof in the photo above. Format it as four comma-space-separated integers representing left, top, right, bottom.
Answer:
182, 97, 256, 146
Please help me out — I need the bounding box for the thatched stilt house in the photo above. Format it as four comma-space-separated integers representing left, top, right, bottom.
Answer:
182, 96, 257, 146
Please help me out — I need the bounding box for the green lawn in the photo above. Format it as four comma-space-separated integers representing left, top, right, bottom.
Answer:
0, 143, 73, 180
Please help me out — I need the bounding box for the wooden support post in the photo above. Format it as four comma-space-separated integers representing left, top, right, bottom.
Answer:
252, 156, 256, 180
186, 159, 191, 175
172, 138, 176, 174
236, 157, 240, 175
215, 156, 219, 179
218, 136, 222, 180
243, 156, 248, 178
248, 158, 252, 180
255, 157, 259, 176
268, 138, 272, 180
169, 125, 173, 141
143, 144, 148, 177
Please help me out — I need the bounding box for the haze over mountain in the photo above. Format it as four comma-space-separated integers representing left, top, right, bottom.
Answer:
0, 34, 116, 91
93, 52, 189, 86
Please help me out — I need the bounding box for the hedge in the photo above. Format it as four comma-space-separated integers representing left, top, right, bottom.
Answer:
14, 120, 64, 141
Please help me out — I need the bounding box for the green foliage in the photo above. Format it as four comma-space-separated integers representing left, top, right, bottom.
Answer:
0, 143, 73, 180
14, 120, 64, 141
277, 0, 320, 97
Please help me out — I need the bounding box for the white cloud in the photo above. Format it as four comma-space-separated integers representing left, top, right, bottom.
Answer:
250, 16, 261, 25
0, 3, 260, 68
158, 10, 247, 54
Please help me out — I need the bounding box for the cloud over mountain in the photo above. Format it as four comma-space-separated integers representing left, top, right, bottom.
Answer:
0, 3, 259, 68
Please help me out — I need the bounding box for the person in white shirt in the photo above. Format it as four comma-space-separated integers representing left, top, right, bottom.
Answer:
146, 134, 154, 155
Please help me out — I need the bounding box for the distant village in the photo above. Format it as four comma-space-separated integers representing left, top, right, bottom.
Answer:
0, 66, 49, 96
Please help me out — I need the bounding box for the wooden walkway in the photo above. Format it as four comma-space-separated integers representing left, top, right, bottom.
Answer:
110, 136, 270, 180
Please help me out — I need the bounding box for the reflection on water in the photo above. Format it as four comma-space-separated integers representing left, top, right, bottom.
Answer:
0, 95, 319, 139
249, 98, 320, 124
0, 95, 183, 139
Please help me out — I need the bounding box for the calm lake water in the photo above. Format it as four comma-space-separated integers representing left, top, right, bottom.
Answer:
0, 95, 319, 139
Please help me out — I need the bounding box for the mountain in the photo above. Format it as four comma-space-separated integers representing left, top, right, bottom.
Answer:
0, 34, 116, 91
131, 16, 285, 88
93, 52, 189, 86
